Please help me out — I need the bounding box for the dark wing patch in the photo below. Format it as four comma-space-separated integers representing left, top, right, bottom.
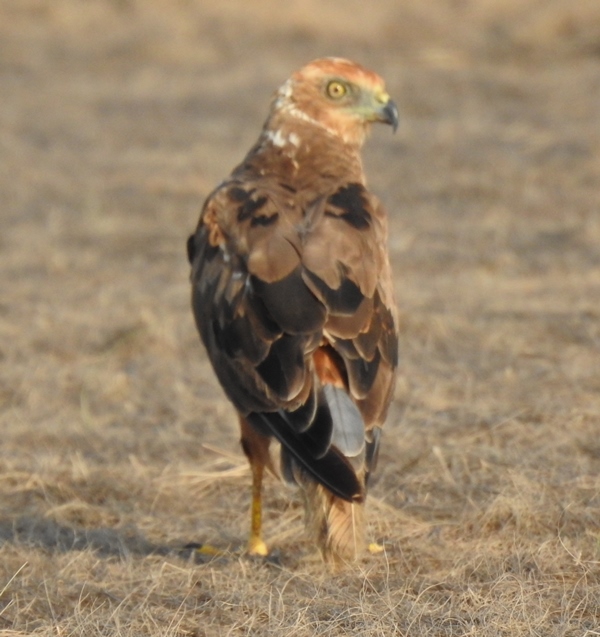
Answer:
251, 211, 279, 227
346, 348, 381, 399
326, 183, 372, 230
282, 388, 317, 433
303, 268, 364, 315
250, 268, 326, 335
229, 186, 252, 202
255, 333, 306, 400
237, 195, 268, 222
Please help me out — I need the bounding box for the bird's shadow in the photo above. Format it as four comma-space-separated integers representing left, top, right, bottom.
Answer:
0, 515, 227, 564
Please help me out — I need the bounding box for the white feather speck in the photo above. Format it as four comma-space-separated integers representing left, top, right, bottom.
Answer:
266, 129, 287, 148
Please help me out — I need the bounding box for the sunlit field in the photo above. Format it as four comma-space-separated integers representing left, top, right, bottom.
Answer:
1, 1, 599, 634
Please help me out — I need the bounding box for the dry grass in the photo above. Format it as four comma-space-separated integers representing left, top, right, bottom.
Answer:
1, 0, 600, 635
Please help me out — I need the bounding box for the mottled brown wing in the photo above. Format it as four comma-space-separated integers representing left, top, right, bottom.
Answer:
188, 177, 398, 501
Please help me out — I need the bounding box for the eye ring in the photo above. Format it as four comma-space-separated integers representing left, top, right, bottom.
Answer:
326, 80, 347, 100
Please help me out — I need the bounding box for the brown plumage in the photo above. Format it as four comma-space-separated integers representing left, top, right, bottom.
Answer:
187, 57, 399, 562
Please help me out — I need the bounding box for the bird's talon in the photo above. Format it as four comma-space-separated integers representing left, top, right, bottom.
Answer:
247, 536, 269, 557
368, 542, 385, 554
179, 542, 228, 562
196, 544, 226, 557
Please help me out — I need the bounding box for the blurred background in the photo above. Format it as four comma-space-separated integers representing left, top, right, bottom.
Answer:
1, 1, 600, 634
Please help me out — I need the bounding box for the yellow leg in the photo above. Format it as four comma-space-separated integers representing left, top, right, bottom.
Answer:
189, 454, 268, 559
240, 417, 271, 557
247, 459, 269, 556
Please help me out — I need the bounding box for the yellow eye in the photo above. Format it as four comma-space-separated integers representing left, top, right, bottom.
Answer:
326, 80, 347, 100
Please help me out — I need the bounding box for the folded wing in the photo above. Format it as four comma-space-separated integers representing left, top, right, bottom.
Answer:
188, 175, 398, 502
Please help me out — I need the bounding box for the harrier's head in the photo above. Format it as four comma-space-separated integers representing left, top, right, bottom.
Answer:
269, 57, 398, 147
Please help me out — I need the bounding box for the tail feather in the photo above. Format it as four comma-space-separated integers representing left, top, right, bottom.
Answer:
304, 480, 365, 563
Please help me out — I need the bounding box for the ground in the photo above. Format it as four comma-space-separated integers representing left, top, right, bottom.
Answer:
1, 1, 600, 635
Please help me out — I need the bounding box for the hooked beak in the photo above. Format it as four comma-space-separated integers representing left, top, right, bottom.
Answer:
379, 98, 399, 132
351, 89, 400, 135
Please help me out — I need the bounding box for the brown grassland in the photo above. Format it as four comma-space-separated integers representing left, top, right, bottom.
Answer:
1, 1, 600, 635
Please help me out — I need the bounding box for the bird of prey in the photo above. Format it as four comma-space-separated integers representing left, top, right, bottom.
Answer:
187, 57, 399, 562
